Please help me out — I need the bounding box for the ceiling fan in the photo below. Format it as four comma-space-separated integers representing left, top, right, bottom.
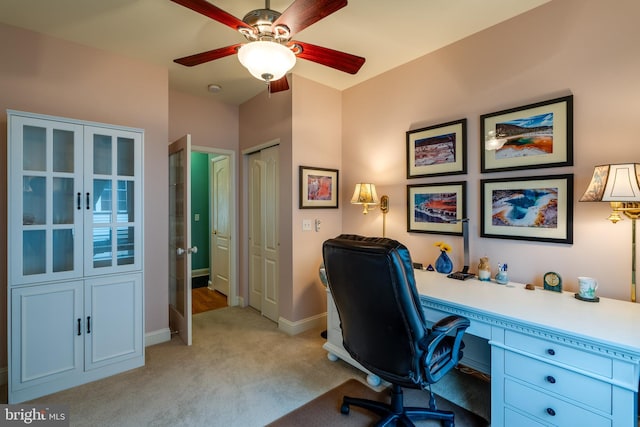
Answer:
171, 0, 366, 93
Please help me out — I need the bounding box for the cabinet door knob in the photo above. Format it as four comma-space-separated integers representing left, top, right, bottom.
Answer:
77, 192, 82, 210
86, 192, 91, 210
546, 375, 556, 384
546, 348, 556, 356
546, 407, 556, 416
77, 318, 81, 336
86, 316, 91, 334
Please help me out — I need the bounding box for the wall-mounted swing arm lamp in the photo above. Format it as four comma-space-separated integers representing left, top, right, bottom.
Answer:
351, 183, 390, 237
580, 163, 640, 302
351, 183, 379, 214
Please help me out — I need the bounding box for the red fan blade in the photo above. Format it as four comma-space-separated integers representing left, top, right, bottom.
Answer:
269, 76, 290, 93
170, 0, 253, 33
174, 43, 243, 66
290, 41, 365, 74
272, 0, 347, 37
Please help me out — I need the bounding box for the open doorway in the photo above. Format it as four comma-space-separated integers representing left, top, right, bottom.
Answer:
191, 146, 237, 316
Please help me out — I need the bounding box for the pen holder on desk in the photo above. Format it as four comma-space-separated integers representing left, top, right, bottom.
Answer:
495, 270, 508, 285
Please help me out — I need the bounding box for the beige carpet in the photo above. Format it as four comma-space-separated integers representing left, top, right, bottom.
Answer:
2, 307, 490, 426
267, 379, 489, 427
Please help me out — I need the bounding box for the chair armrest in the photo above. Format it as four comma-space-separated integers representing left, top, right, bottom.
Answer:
418, 315, 470, 384
432, 315, 470, 335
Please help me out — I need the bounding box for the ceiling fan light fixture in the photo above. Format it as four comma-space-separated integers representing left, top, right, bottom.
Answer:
237, 40, 296, 82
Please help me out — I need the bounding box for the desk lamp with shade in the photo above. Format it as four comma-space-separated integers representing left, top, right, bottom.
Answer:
580, 163, 640, 302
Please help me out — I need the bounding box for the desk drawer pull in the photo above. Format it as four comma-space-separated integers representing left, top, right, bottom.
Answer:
546, 348, 555, 356
546, 375, 556, 384
546, 407, 556, 416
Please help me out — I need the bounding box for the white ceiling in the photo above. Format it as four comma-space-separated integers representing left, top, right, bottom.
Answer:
0, 0, 550, 105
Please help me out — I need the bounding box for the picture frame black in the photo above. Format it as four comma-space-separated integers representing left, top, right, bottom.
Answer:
481, 95, 573, 173
299, 166, 339, 209
406, 118, 467, 178
480, 174, 574, 244
407, 181, 467, 235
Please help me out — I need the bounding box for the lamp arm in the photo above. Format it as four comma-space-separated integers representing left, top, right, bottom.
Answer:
632, 218, 637, 303
449, 218, 470, 273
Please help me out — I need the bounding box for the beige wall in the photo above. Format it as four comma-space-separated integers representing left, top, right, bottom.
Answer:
341, 0, 640, 300
168, 89, 238, 148
237, 75, 342, 323
291, 75, 342, 321
238, 84, 293, 317
0, 23, 169, 368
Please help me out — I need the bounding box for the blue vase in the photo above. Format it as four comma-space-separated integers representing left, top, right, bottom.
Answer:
435, 251, 453, 274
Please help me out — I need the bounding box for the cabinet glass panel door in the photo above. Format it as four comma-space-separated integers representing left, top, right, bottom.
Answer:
9, 115, 83, 284
85, 127, 141, 275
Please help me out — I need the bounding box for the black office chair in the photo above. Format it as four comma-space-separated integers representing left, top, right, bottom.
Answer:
322, 235, 470, 427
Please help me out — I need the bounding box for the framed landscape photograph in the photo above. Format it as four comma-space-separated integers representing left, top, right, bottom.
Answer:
299, 166, 339, 209
480, 174, 573, 244
407, 182, 466, 235
481, 95, 573, 172
406, 119, 467, 178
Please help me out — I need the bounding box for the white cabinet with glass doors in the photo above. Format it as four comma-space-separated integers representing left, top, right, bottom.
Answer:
7, 110, 144, 403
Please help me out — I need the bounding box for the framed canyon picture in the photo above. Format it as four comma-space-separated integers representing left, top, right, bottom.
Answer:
407, 181, 466, 235
480, 174, 573, 244
406, 119, 467, 178
481, 95, 573, 172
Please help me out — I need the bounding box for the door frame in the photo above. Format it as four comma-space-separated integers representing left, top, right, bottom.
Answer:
241, 139, 280, 316
193, 145, 238, 306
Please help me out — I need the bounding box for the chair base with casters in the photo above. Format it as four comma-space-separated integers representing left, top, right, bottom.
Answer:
341, 383, 454, 427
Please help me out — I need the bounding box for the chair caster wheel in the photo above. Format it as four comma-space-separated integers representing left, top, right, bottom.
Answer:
340, 404, 350, 415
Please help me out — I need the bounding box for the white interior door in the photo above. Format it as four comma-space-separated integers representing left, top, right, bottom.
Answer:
168, 135, 192, 345
260, 146, 279, 321
211, 156, 230, 296
247, 146, 279, 322
248, 152, 263, 311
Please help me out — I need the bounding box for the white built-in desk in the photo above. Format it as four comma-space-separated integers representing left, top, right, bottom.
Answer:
324, 270, 640, 426
415, 270, 640, 427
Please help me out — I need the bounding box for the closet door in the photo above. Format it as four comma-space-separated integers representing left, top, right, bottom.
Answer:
8, 115, 84, 285
84, 126, 142, 276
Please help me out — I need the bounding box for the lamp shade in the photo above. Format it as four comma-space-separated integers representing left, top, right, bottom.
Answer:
580, 163, 640, 202
351, 183, 379, 205
237, 41, 296, 82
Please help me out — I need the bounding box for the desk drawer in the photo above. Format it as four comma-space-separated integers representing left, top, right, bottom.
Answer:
505, 378, 611, 427
504, 408, 547, 427
505, 351, 611, 413
504, 330, 612, 377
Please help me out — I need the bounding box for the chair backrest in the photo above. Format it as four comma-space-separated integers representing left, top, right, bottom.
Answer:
322, 234, 428, 387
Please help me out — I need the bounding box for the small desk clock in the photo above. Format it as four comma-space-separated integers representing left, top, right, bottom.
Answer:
543, 272, 562, 292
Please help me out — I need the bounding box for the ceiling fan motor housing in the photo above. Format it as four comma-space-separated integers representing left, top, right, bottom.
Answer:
242, 9, 289, 41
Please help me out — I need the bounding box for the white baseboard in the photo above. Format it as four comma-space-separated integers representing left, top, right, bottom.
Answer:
145, 327, 171, 346
192, 268, 209, 278
278, 312, 327, 336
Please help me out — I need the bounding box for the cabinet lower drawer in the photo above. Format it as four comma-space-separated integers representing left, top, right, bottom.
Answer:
505, 330, 612, 377
504, 407, 547, 427
505, 378, 611, 427
505, 351, 611, 413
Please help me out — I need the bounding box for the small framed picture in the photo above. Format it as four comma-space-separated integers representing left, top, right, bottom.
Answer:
481, 95, 573, 172
480, 174, 573, 244
407, 182, 466, 235
299, 166, 339, 209
406, 119, 467, 178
